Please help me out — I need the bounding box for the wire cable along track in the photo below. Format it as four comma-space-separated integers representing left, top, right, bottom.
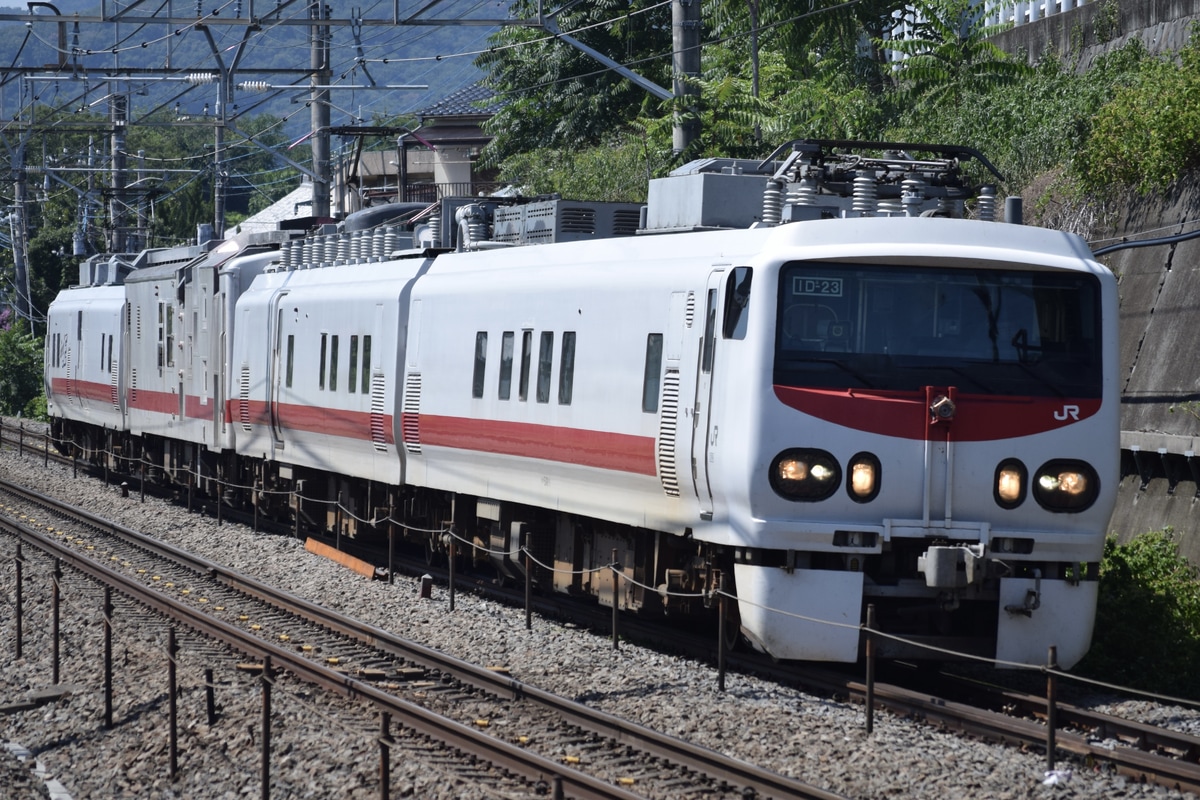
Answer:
0, 475, 844, 800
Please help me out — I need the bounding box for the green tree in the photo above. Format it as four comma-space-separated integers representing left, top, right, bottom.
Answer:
477, 0, 672, 164
0, 110, 299, 340
495, 133, 668, 202
880, 0, 1029, 109
0, 317, 45, 417
884, 34, 1152, 194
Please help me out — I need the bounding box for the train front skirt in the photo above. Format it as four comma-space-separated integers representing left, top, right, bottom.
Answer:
733, 564, 1098, 668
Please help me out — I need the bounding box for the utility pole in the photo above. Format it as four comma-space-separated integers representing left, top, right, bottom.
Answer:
137, 149, 147, 250
310, 1, 331, 219
214, 75, 228, 239
10, 139, 32, 333
110, 92, 128, 252
672, 0, 701, 155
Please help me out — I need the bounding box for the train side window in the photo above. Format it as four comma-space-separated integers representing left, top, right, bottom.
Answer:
361, 336, 371, 394
157, 303, 165, 369
100, 333, 106, 368
106, 334, 113, 373
518, 329, 532, 402
558, 331, 576, 405
166, 305, 175, 368
319, 334, 328, 390
499, 331, 514, 400
77, 310, 82, 340
349, 336, 359, 394
472, 331, 488, 399
330, 335, 340, 392
536, 331, 554, 403
723, 267, 753, 340
286, 335, 295, 389
643, 334, 664, 413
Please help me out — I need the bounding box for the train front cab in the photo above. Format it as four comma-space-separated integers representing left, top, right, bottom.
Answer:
719, 220, 1118, 668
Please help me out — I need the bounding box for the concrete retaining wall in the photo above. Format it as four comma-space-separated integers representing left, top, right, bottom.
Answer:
988, 0, 1200, 69
1098, 176, 1200, 563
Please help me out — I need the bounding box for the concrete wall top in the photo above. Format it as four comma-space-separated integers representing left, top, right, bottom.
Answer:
988, 0, 1200, 70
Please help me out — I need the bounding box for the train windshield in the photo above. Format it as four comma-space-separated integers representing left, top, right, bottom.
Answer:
774, 262, 1102, 397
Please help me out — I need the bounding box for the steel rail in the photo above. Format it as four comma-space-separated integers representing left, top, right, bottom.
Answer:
924, 668, 1200, 763
9, 442, 1200, 794
1, 516, 646, 800
6, 445, 1199, 796
846, 680, 1200, 795
0, 479, 845, 800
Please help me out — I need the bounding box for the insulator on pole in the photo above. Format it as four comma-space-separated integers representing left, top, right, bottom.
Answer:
852, 173, 878, 217
185, 73, 218, 85
761, 179, 783, 226
237, 81, 272, 93
976, 186, 997, 222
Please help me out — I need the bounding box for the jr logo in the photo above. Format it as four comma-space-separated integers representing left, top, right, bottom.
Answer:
1053, 404, 1080, 421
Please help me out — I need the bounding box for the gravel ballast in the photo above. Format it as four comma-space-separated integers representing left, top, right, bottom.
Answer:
1, 425, 1197, 799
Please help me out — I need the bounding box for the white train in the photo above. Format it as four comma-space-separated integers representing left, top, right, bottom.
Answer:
45, 140, 1118, 667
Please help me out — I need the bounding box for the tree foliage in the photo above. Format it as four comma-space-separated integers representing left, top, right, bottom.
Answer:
0, 110, 297, 337
495, 134, 667, 202
0, 313, 44, 418
1075, 33, 1200, 195
882, 0, 1030, 108
477, 0, 671, 165
1078, 531, 1200, 699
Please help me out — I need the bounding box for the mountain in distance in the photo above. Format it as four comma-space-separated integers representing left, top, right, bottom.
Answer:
0, 1, 506, 132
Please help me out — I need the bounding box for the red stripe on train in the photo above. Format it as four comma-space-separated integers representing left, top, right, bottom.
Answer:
415, 415, 658, 476
773, 385, 1101, 441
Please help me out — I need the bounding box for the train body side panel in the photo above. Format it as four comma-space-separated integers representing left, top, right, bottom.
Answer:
45, 285, 127, 430
230, 259, 424, 485
402, 230, 772, 533
125, 250, 276, 451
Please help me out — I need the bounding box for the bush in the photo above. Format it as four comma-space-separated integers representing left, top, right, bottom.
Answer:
1074, 36, 1200, 195
0, 324, 44, 418
1076, 530, 1200, 699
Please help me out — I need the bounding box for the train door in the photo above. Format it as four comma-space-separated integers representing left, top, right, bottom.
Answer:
268, 290, 290, 449
690, 270, 725, 518
72, 308, 86, 410
176, 299, 186, 422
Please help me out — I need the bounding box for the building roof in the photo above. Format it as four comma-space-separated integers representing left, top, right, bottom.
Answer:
418, 83, 503, 120
224, 180, 314, 238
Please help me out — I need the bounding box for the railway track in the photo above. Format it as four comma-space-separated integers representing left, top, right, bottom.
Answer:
4, 425, 1200, 797
0, 476, 844, 800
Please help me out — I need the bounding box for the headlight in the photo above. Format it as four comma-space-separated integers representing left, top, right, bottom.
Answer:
1032, 459, 1099, 512
994, 459, 1026, 509
770, 448, 841, 501
847, 452, 881, 502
